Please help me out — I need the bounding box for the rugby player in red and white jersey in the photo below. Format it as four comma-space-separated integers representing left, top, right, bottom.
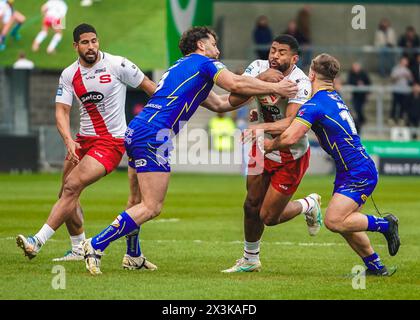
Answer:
17, 24, 158, 270
222, 35, 323, 273
32, 0, 67, 54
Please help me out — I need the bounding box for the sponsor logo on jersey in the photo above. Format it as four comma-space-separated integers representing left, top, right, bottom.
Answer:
146, 103, 162, 110
361, 194, 368, 202
56, 85, 63, 96
99, 74, 112, 83
245, 65, 254, 74
94, 151, 104, 158
80, 91, 104, 105
95, 67, 107, 74
261, 104, 280, 114
135, 159, 147, 167
298, 108, 306, 117
213, 61, 225, 70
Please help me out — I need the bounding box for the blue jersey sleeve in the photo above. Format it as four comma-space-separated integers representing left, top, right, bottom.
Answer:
295, 100, 322, 128
199, 59, 226, 82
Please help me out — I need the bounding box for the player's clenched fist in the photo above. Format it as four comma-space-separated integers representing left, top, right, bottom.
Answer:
274, 79, 298, 98
257, 68, 284, 83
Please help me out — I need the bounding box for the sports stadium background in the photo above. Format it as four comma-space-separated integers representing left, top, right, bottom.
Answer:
1, 0, 420, 301
1, 0, 420, 175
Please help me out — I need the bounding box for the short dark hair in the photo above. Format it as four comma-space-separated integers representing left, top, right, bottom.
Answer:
73, 23, 97, 43
311, 53, 340, 81
272, 34, 300, 55
178, 26, 217, 56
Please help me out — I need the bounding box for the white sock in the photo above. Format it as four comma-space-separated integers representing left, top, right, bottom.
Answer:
47, 33, 62, 53
34, 30, 48, 45
297, 196, 316, 214
244, 240, 260, 262
70, 232, 85, 251
35, 224, 55, 245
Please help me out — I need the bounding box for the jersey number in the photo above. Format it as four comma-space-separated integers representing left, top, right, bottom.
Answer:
155, 62, 180, 93
339, 110, 357, 135
155, 71, 169, 92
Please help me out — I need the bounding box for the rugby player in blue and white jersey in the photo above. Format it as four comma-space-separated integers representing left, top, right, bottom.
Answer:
81, 26, 299, 275
264, 53, 400, 276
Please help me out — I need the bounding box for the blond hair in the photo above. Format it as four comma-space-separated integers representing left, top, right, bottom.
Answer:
311, 53, 340, 81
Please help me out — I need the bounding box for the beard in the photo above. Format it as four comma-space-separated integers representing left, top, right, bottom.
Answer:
269, 60, 290, 73
277, 62, 291, 73
79, 50, 98, 65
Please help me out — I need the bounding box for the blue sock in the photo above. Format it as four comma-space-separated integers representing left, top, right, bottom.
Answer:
362, 253, 385, 271
0, 35, 6, 44
91, 211, 138, 252
125, 227, 142, 257
366, 215, 390, 233
10, 23, 22, 37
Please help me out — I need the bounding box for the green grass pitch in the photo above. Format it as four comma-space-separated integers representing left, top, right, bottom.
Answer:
0, 0, 166, 70
0, 172, 419, 299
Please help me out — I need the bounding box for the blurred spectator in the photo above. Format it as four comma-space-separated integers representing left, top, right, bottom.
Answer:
32, 0, 68, 54
374, 18, 397, 77
411, 53, 420, 85
409, 84, 420, 131
409, 54, 420, 131
0, 0, 26, 51
398, 26, 420, 68
296, 5, 312, 69
284, 20, 307, 45
347, 62, 371, 132
209, 113, 236, 152
13, 51, 34, 69
390, 56, 413, 125
253, 15, 272, 60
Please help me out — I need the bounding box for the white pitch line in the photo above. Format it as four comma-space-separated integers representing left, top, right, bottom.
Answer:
0, 237, 384, 247
150, 218, 180, 223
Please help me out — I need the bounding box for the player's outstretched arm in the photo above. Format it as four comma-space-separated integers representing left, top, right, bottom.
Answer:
138, 75, 157, 97
56, 102, 80, 163
215, 69, 297, 98
201, 91, 249, 112
264, 120, 310, 153
227, 69, 284, 107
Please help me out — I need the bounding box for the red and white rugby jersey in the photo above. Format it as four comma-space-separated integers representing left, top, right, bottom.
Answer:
56, 51, 145, 138
243, 60, 311, 163
44, 0, 68, 19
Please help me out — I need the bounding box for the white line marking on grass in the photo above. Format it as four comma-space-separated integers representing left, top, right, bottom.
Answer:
0, 237, 385, 247
150, 218, 180, 223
